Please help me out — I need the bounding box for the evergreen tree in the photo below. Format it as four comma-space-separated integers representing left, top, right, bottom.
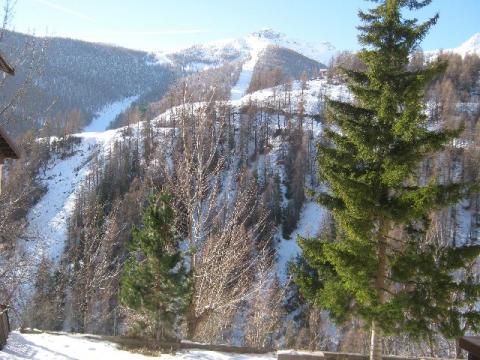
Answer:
293, 1, 480, 359
120, 192, 191, 341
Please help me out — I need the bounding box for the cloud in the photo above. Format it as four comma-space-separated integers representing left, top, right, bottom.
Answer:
31, 0, 96, 23
112, 29, 210, 36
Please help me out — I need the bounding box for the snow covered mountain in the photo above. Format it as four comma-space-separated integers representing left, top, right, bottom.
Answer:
425, 32, 480, 60
454, 33, 480, 57
1, 31, 177, 136
155, 28, 336, 71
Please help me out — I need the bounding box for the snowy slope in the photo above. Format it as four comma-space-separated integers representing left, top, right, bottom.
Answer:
425, 33, 480, 60
276, 202, 326, 283
23, 99, 135, 267
454, 33, 480, 57
229, 34, 269, 100
0, 331, 275, 360
233, 79, 349, 118
20, 75, 344, 306
83, 96, 138, 133
156, 28, 336, 72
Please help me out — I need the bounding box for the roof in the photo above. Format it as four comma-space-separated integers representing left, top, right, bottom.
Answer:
0, 52, 14, 75
0, 50, 18, 162
0, 126, 19, 161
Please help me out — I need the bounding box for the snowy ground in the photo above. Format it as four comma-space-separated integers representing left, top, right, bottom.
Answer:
0, 332, 275, 360
17, 97, 136, 307
276, 202, 326, 283
230, 35, 269, 101
21, 77, 341, 288
83, 96, 138, 133
24, 99, 135, 266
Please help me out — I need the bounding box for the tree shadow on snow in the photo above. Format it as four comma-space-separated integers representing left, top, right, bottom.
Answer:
1, 332, 76, 360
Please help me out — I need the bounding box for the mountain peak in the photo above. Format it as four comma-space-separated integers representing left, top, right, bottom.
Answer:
250, 28, 285, 40
456, 33, 480, 55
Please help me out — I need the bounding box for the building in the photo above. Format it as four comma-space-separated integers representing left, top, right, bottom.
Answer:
0, 51, 17, 194
0, 127, 18, 165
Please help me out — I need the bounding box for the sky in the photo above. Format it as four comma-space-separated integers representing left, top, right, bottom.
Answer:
10, 0, 480, 53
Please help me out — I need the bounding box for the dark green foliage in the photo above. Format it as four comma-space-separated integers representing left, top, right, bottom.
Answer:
120, 192, 191, 340
294, 0, 480, 341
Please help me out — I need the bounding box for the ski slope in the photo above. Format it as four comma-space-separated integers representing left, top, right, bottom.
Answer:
230, 35, 269, 101
83, 96, 138, 133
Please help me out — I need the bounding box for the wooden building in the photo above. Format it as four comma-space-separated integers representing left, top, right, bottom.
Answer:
0, 51, 17, 194
0, 51, 14, 76
0, 126, 18, 164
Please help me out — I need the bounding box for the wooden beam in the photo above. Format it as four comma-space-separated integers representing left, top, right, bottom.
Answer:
459, 336, 480, 360
0, 52, 14, 76
0, 127, 19, 160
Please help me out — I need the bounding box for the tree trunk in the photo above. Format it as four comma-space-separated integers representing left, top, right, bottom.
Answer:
370, 320, 382, 360
155, 311, 161, 341
370, 229, 387, 360
185, 303, 197, 340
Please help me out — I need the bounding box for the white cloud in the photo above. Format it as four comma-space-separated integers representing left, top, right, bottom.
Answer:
31, 0, 96, 23
106, 29, 210, 36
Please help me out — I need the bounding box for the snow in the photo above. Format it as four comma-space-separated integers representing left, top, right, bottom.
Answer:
453, 33, 480, 58
19, 97, 138, 304
23, 138, 95, 264
230, 79, 348, 126
276, 202, 326, 284
83, 96, 138, 133
249, 28, 336, 65
230, 34, 269, 101
425, 33, 480, 60
25, 98, 135, 265
0, 331, 276, 360
158, 28, 336, 73
277, 349, 324, 356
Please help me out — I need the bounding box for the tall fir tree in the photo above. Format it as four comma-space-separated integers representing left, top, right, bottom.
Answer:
293, 1, 480, 359
120, 192, 191, 341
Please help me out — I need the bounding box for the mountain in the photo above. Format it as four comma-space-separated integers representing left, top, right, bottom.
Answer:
0, 28, 335, 137
155, 28, 336, 71
247, 45, 326, 93
425, 33, 480, 60
454, 33, 480, 57
0, 31, 177, 136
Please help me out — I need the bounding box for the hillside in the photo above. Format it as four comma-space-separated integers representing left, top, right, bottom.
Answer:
156, 28, 334, 71
0, 31, 177, 136
425, 32, 480, 60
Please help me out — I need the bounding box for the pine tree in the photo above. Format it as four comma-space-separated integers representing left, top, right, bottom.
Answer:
120, 192, 191, 341
293, 1, 480, 359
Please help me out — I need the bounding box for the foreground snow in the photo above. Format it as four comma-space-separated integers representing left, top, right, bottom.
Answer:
0, 332, 275, 360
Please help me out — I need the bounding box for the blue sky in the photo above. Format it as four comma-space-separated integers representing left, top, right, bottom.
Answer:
12, 0, 480, 52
